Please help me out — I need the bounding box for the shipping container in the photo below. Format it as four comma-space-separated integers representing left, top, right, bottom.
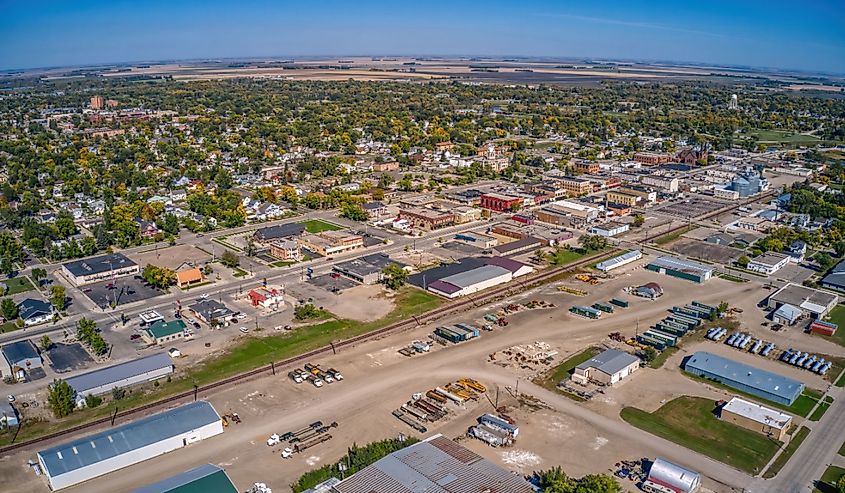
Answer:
610, 298, 629, 308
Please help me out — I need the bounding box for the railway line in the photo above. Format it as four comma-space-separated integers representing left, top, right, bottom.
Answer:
0, 191, 771, 454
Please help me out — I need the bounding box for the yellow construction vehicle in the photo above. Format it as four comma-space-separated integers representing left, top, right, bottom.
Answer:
458, 378, 487, 393
426, 390, 447, 404
557, 286, 587, 296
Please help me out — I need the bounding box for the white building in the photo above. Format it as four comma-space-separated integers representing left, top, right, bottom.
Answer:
746, 252, 790, 276
66, 353, 174, 401
641, 175, 679, 193
38, 401, 222, 490
590, 222, 630, 237
571, 349, 639, 386
596, 250, 643, 273
428, 265, 513, 299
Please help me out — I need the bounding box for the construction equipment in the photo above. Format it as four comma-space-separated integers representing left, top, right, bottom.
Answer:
426, 390, 448, 404
558, 286, 587, 296
497, 317, 509, 327
458, 378, 487, 393
608, 332, 624, 342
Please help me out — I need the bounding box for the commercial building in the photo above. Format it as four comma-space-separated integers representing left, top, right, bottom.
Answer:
66, 353, 174, 399
247, 287, 285, 309
452, 232, 498, 249
268, 239, 302, 261
590, 221, 630, 237
252, 223, 305, 245
372, 160, 399, 172
189, 299, 237, 326
17, 298, 54, 326
572, 349, 639, 386
37, 401, 223, 490
485, 256, 534, 278
556, 176, 593, 196
144, 320, 188, 345
332, 434, 534, 493
642, 458, 700, 493
633, 152, 672, 165
361, 201, 388, 218
720, 397, 792, 441
766, 283, 838, 319
641, 175, 679, 192
596, 250, 642, 273
62, 253, 139, 286
635, 282, 663, 299
1, 340, 42, 381
606, 190, 642, 207
821, 259, 845, 292
297, 231, 364, 256
536, 200, 599, 228
479, 192, 523, 212
333, 253, 406, 285
772, 303, 803, 325
428, 265, 513, 299
491, 236, 544, 257
131, 464, 237, 493
684, 351, 804, 406
398, 207, 455, 231
746, 252, 790, 276
175, 267, 204, 289
453, 206, 482, 224
646, 256, 713, 283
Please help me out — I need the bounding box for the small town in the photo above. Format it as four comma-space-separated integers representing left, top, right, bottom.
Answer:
1, 2, 844, 493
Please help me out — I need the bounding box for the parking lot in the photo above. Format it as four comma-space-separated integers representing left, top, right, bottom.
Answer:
81, 276, 162, 309
670, 239, 744, 264
47, 343, 94, 373
308, 273, 357, 293
656, 195, 728, 218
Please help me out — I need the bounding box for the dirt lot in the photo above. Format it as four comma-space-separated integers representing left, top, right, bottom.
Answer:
1, 260, 823, 493
671, 238, 744, 264
128, 245, 211, 271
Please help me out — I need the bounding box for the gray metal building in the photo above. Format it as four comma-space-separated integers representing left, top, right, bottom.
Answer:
642, 457, 701, 493
684, 351, 804, 405
38, 401, 223, 490
65, 353, 174, 400
332, 434, 534, 493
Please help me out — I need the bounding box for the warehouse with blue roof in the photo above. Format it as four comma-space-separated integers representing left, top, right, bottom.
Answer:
683, 351, 804, 406
37, 401, 223, 490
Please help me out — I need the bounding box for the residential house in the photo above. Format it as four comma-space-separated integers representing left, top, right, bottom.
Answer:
17, 299, 54, 326
1, 340, 42, 381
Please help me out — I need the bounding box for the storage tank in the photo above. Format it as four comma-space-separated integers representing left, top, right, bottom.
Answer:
803, 356, 817, 369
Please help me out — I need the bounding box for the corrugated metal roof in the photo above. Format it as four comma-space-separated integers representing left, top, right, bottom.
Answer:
334, 435, 533, 493
38, 401, 219, 478
65, 353, 173, 395
596, 250, 642, 271
685, 351, 804, 403
647, 457, 700, 493
437, 265, 511, 289
576, 349, 639, 376
131, 463, 237, 493
648, 256, 713, 276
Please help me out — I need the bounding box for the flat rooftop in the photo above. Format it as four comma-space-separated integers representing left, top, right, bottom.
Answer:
62, 253, 137, 277
722, 397, 792, 430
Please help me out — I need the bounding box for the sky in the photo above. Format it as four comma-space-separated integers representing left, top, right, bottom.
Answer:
1, 0, 844, 73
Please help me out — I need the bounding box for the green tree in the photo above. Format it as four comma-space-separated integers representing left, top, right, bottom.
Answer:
40, 335, 52, 351
294, 303, 327, 321
340, 202, 368, 221
1, 298, 17, 320
642, 346, 657, 363
382, 264, 408, 290
737, 255, 750, 268
84, 394, 103, 408
816, 253, 836, 271
220, 250, 239, 268
48, 379, 76, 418
51, 285, 66, 311
578, 234, 609, 252
142, 264, 175, 289
31, 267, 47, 287
112, 386, 126, 401
632, 214, 645, 227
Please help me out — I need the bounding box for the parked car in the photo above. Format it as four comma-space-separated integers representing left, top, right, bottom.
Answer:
239, 327, 249, 334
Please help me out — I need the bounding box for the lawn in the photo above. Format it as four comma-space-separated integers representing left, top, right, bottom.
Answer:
684, 372, 822, 417
654, 225, 697, 246
298, 219, 342, 233
548, 248, 586, 266
809, 396, 834, 422
837, 371, 845, 388
2, 276, 35, 295
647, 346, 678, 369
271, 260, 295, 267
0, 321, 20, 334
839, 440, 845, 457
0, 287, 443, 448
535, 346, 601, 400
621, 396, 781, 474
821, 304, 845, 349
232, 267, 248, 278
813, 465, 845, 493
764, 426, 810, 479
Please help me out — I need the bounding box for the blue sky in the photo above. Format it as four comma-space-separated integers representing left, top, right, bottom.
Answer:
1, 0, 844, 73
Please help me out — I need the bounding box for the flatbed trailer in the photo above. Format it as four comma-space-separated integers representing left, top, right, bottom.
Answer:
392, 409, 428, 433
293, 434, 332, 453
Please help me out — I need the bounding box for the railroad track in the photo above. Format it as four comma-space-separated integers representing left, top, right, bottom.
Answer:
1, 192, 771, 454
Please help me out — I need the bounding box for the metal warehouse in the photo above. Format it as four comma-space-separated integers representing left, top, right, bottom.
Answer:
333, 434, 534, 493
132, 463, 237, 493
642, 457, 701, 493
427, 265, 512, 298
684, 351, 804, 405
37, 401, 223, 490
646, 256, 713, 283
65, 352, 174, 400
596, 250, 642, 273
